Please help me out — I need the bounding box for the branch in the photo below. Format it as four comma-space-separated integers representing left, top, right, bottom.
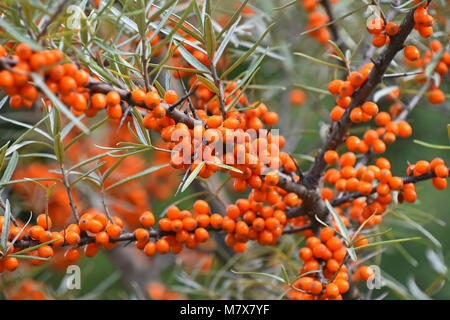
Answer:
303, 6, 419, 189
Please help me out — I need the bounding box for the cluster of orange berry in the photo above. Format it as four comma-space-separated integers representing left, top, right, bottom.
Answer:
289, 227, 374, 300
301, 0, 340, 44
367, 1, 434, 49
405, 39, 449, 105
5, 280, 47, 300
138, 201, 213, 256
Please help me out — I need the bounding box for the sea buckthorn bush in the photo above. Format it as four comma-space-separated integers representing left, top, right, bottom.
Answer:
0, 0, 448, 300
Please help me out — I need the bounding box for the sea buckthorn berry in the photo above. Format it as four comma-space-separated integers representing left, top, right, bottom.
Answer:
328, 80, 343, 94
298, 247, 313, 261
107, 104, 123, 119
4, 257, 19, 272
164, 90, 178, 104
59, 76, 77, 94
398, 121, 412, 138
428, 89, 445, 104
415, 160, 430, 175
134, 228, 150, 242
144, 242, 156, 256
325, 283, 340, 299
36, 214, 52, 230
106, 224, 122, 238
366, 18, 385, 34
106, 91, 121, 106
265, 171, 279, 186
74, 70, 89, 86
362, 101, 378, 116
226, 204, 240, 220
15, 43, 32, 60
91, 93, 107, 109
96, 232, 109, 245
319, 227, 334, 242
434, 165, 448, 178
359, 266, 375, 280
193, 200, 210, 215
195, 227, 209, 243
389, 176, 403, 190
140, 211, 155, 227
330, 106, 345, 121
210, 214, 223, 229
145, 91, 161, 108
350, 107, 363, 123
167, 205, 181, 220
64, 248, 80, 262
372, 33, 386, 48
349, 72, 364, 87
132, 89, 146, 104
339, 81, 354, 97
324, 150, 339, 165
156, 239, 170, 254
385, 22, 399, 36
65, 231, 80, 245
404, 45, 420, 61
309, 281, 323, 295
375, 112, 391, 126
432, 178, 447, 190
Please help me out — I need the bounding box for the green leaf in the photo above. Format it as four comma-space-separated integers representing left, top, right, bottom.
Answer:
325, 200, 357, 261
197, 75, 219, 94
105, 163, 169, 191
214, 17, 240, 66
230, 270, 286, 283
70, 161, 106, 186
327, 40, 347, 65
6, 254, 51, 261
206, 161, 242, 173
221, 23, 275, 79
354, 237, 421, 251
293, 83, 330, 95
413, 139, 450, 150
325, 200, 349, 242
0, 114, 53, 141
0, 199, 11, 252
0, 142, 10, 173
181, 161, 205, 193
0, 151, 19, 185
176, 41, 211, 74
294, 52, 347, 70
13, 238, 58, 256
132, 108, 152, 145
53, 133, 65, 164
274, 0, 297, 11
280, 265, 290, 284
7, 212, 32, 254
204, 14, 216, 59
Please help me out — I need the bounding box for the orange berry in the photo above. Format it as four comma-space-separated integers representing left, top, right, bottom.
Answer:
325, 283, 340, 299
164, 90, 178, 104
132, 89, 146, 104
404, 45, 420, 61
385, 22, 398, 36
140, 211, 156, 227
193, 200, 210, 215
64, 248, 80, 262
359, 266, 375, 280
106, 91, 121, 106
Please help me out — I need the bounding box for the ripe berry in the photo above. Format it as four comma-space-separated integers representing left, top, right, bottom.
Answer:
404, 46, 420, 61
